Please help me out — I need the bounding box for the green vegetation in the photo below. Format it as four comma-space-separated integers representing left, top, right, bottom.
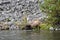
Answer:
40, 23, 51, 30
21, 15, 27, 29
14, 16, 27, 29
38, 0, 60, 29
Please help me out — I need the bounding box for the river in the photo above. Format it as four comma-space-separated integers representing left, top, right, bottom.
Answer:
0, 30, 60, 40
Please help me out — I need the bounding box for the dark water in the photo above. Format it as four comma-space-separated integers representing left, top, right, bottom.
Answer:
0, 30, 60, 40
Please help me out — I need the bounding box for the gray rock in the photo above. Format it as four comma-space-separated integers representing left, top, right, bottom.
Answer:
0, 0, 46, 29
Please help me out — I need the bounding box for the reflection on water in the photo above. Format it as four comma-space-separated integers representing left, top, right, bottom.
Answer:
0, 30, 60, 40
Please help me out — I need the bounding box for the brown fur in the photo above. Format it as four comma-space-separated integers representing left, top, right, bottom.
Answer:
29, 19, 41, 28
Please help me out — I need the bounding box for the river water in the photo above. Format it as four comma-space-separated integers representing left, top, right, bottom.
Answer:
0, 30, 60, 40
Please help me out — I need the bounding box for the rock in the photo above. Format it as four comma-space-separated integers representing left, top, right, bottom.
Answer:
0, 8, 4, 11
49, 27, 54, 31
1, 26, 9, 30
0, 0, 46, 30
0, 24, 9, 30
9, 25, 19, 30
0, 1, 10, 5
0, 24, 2, 30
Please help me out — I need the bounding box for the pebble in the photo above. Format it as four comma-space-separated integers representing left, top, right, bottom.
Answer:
0, 0, 46, 29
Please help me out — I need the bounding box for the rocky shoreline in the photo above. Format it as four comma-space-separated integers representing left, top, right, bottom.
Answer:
0, 0, 46, 30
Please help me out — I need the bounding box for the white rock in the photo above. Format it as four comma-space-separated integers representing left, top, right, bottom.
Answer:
49, 27, 54, 30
